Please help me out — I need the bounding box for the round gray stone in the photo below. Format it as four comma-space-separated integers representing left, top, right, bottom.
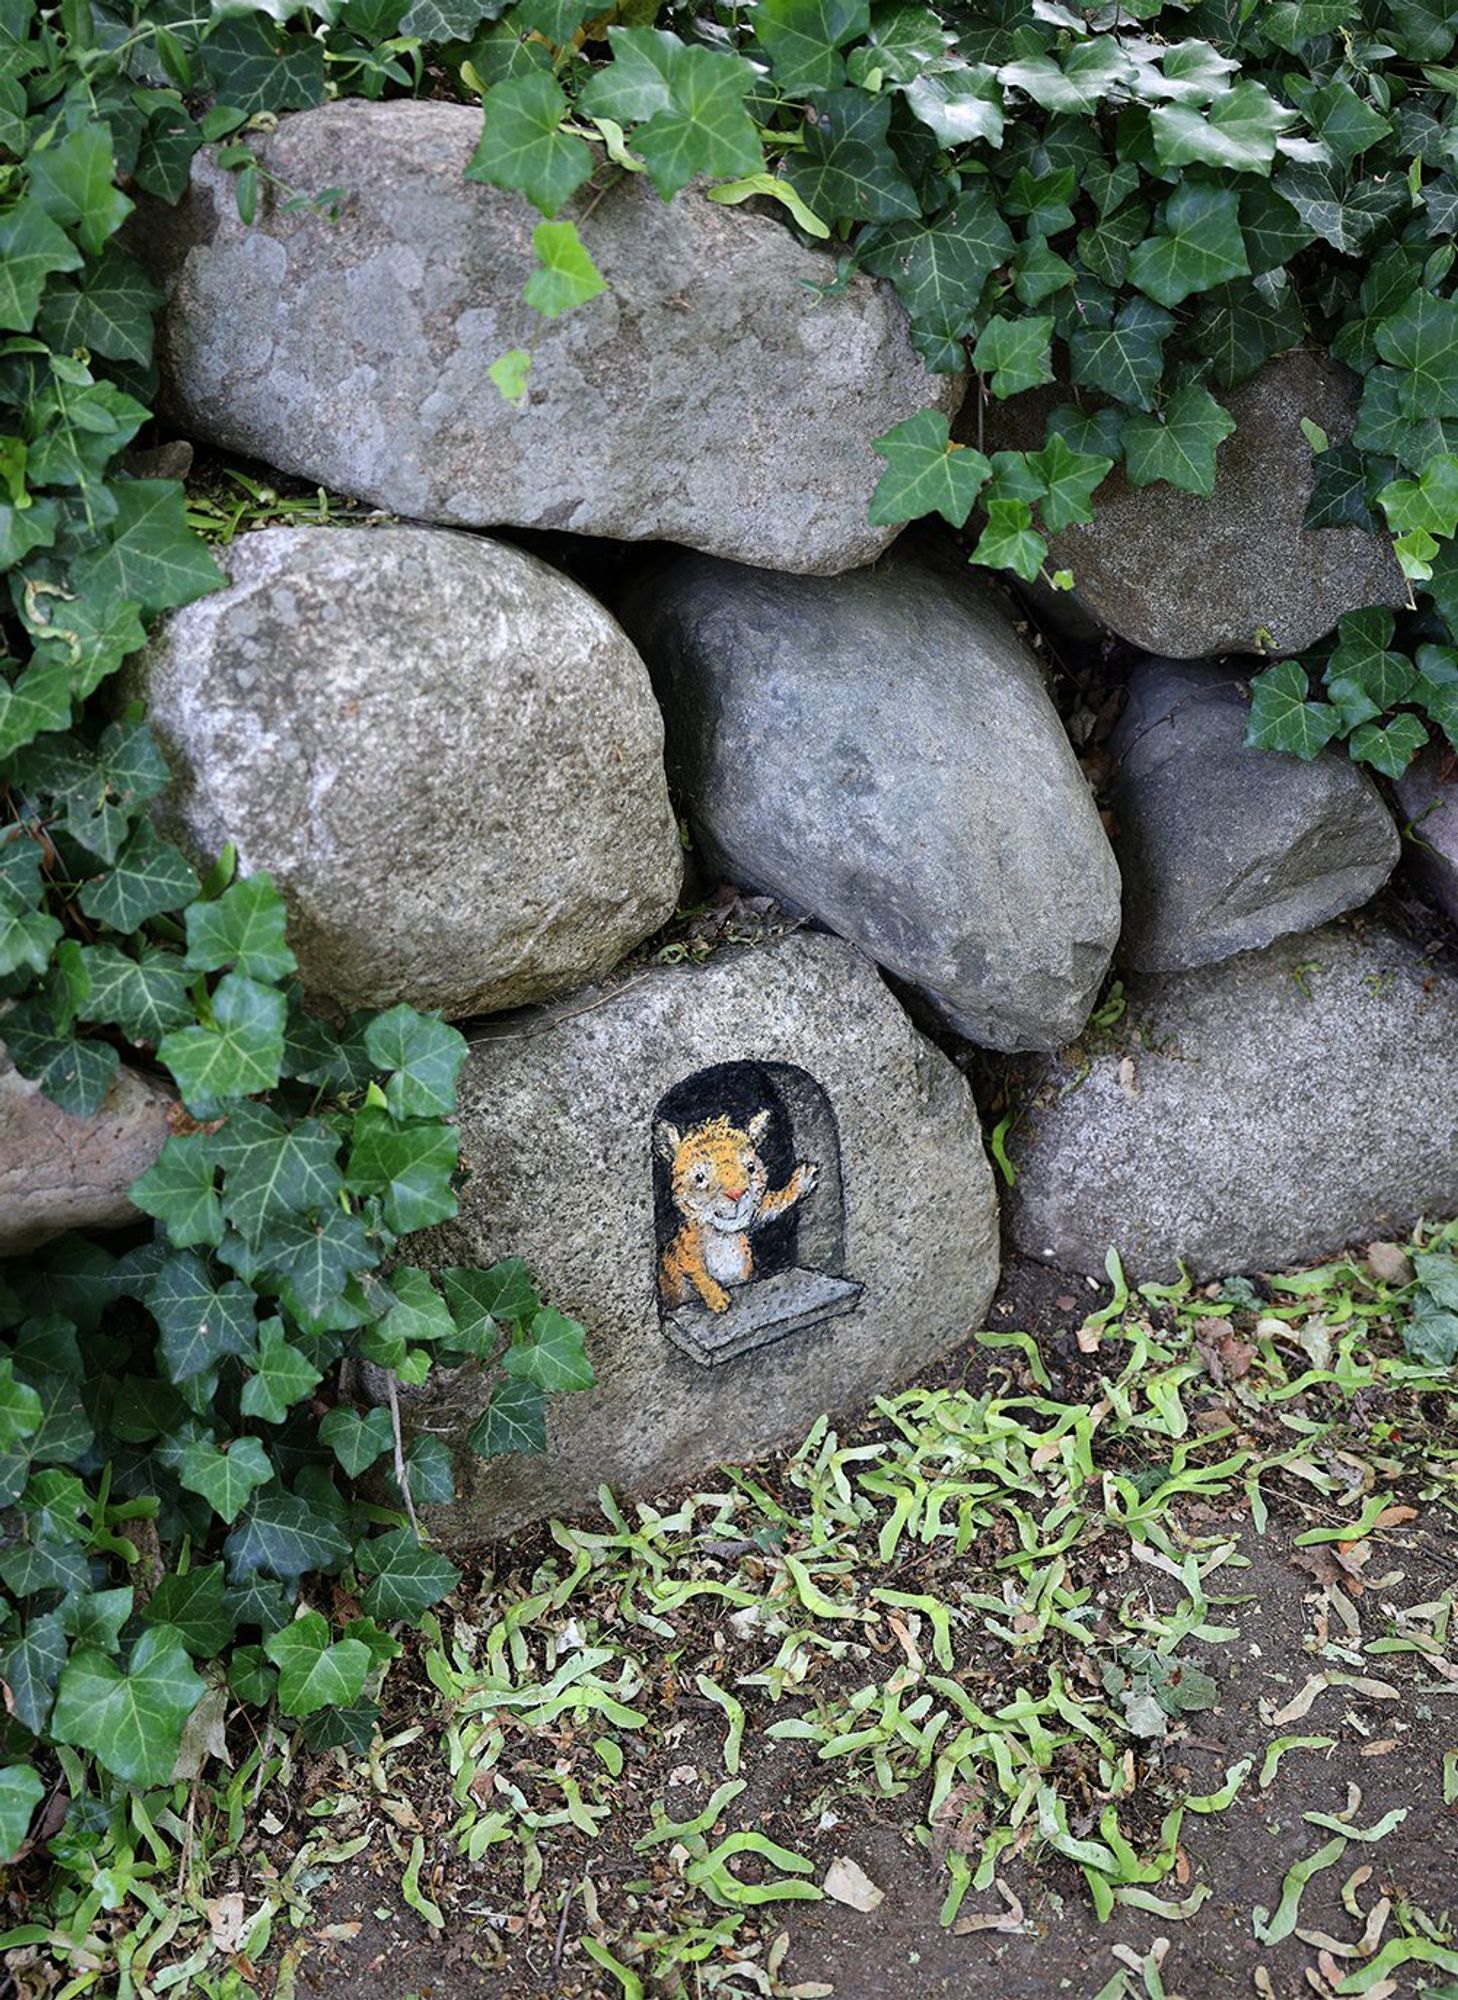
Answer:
386, 930, 999, 1541
0, 1042, 173, 1254
1109, 658, 1399, 973
615, 544, 1121, 1053
1007, 921, 1458, 1280
1392, 744, 1458, 926
136, 525, 682, 1019
140, 100, 962, 577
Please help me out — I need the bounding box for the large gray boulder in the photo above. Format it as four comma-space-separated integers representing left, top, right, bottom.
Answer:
1007, 921, 1458, 1280
615, 546, 1121, 1052
388, 930, 999, 1540
137, 526, 681, 1019
0, 1043, 173, 1254
1110, 659, 1399, 972
142, 101, 961, 578
981, 351, 1405, 657
1393, 744, 1458, 925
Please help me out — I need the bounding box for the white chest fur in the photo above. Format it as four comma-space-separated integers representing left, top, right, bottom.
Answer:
703, 1228, 752, 1286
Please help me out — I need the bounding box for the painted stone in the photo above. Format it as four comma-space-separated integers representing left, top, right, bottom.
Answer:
1007, 920, 1458, 1280
391, 930, 999, 1540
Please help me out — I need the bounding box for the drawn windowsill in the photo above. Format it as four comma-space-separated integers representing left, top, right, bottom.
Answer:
664, 1267, 865, 1368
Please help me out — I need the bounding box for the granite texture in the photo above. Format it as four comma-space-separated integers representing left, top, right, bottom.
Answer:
0, 1041, 173, 1254
1393, 744, 1458, 924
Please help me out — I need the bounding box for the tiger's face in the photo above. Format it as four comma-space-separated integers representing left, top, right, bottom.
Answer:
657, 1111, 771, 1233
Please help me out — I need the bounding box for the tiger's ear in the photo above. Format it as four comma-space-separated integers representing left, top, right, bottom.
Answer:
654, 1122, 682, 1163
747, 1109, 772, 1142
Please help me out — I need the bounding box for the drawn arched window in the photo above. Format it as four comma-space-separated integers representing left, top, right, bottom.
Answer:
651, 1060, 862, 1367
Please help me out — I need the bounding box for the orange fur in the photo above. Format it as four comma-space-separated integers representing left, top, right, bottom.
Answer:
656, 1111, 818, 1315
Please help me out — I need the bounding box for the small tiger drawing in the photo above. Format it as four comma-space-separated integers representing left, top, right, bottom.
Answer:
656, 1110, 819, 1315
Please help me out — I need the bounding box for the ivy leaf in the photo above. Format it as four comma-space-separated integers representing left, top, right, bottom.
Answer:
35, 243, 162, 368
0, 1612, 66, 1735
0, 1360, 43, 1450
1240, 182, 1317, 276
972, 314, 1054, 398
357, 1528, 460, 1618
1377, 453, 1458, 538
631, 44, 762, 201
0, 1764, 44, 1861
1128, 182, 1249, 309
900, 66, 1004, 148
468, 1374, 548, 1456
1322, 608, 1419, 726
868, 409, 990, 527
319, 1405, 394, 1477
1067, 295, 1175, 413
158, 973, 287, 1113
183, 873, 296, 984
1244, 659, 1344, 759
1144, 38, 1240, 105
1405, 1295, 1458, 1367
225, 1494, 352, 1581
753, 0, 870, 95
79, 821, 200, 933
1294, 78, 1392, 165
1122, 383, 1237, 497
578, 26, 679, 122
1375, 294, 1458, 418
1, 1005, 118, 1117
1029, 433, 1113, 533
141, 1562, 236, 1659
1348, 713, 1428, 777
52, 1627, 204, 1786
345, 1108, 459, 1233
34, 719, 171, 866
264, 1610, 371, 1717
0, 200, 84, 333
502, 1306, 594, 1393
398, 0, 503, 36
860, 186, 1014, 359
1011, 233, 1075, 306
240, 1320, 324, 1425
379, 1266, 457, 1350
998, 40, 1136, 114
440, 1259, 538, 1349
970, 499, 1047, 582
395, 1434, 455, 1505
785, 90, 920, 224
522, 220, 605, 320
203, 18, 327, 117
178, 1435, 272, 1524
76, 943, 194, 1045
70, 479, 222, 615
1189, 274, 1306, 389
148, 1252, 258, 1382
1149, 79, 1293, 175
268, 1206, 375, 1326
213, 1102, 341, 1243
131, 1135, 225, 1249
363, 1005, 468, 1121
27, 124, 132, 256
1413, 644, 1458, 748
466, 74, 594, 218
1275, 160, 1410, 255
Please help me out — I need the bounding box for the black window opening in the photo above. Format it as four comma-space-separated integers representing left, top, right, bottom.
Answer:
651, 1060, 863, 1368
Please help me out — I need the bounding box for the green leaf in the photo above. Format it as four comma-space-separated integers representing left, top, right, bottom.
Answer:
753, 0, 870, 94
203, 18, 327, 117
998, 39, 1136, 114
488, 347, 531, 406
141, 1563, 236, 1659
861, 186, 1014, 362
1348, 713, 1428, 777
149, 1251, 258, 1382
1067, 295, 1174, 413
1244, 659, 1344, 759
0, 1359, 43, 1450
970, 309, 1056, 399
900, 66, 1004, 148
1275, 161, 1411, 256
158, 972, 287, 1113
468, 1377, 547, 1456
785, 90, 920, 224
76, 943, 194, 1045
61, 1585, 133, 1653
1377, 454, 1458, 541
0, 1005, 118, 1117
1149, 79, 1293, 174
320, 1405, 394, 1477
1413, 644, 1458, 748
1190, 275, 1307, 390
178, 1435, 272, 1524
397, 1434, 455, 1505
1128, 182, 1249, 309
1030, 433, 1113, 533
213, 1102, 341, 1243
399, 0, 500, 37
1293, 78, 1391, 165
0, 1612, 67, 1735
70, 479, 222, 616
868, 409, 990, 528
0, 199, 83, 332
1011, 233, 1075, 307
0, 1765, 44, 1861
1122, 383, 1238, 497
440, 1258, 538, 1347
522, 220, 605, 320
631, 44, 762, 201
1404, 1296, 1458, 1366
36, 243, 162, 367
265, 1610, 371, 1717
240, 1319, 324, 1425
27, 124, 131, 256
466, 74, 593, 218
131, 1135, 225, 1249
183, 873, 296, 984
357, 1528, 460, 1619
271, 1205, 375, 1326
363, 1006, 467, 1120
502, 1306, 594, 1393
1240, 182, 1317, 277
1375, 294, 1458, 418
53, 1627, 204, 1786
1415, 1250, 1458, 1310
578, 25, 680, 122
1322, 608, 1419, 727
970, 499, 1047, 582
226, 1494, 352, 1581
344, 1107, 459, 1233
78, 821, 199, 933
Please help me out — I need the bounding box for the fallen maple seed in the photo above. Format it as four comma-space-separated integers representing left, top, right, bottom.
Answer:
952, 1876, 1025, 1935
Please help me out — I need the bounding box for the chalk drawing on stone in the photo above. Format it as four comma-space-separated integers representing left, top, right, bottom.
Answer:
652, 1060, 862, 1367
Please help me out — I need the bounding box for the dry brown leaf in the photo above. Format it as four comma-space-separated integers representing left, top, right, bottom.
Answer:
206, 1893, 250, 1954
952, 1877, 1025, 1936
1373, 1505, 1419, 1529
823, 1856, 884, 1913
1366, 1242, 1414, 1287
